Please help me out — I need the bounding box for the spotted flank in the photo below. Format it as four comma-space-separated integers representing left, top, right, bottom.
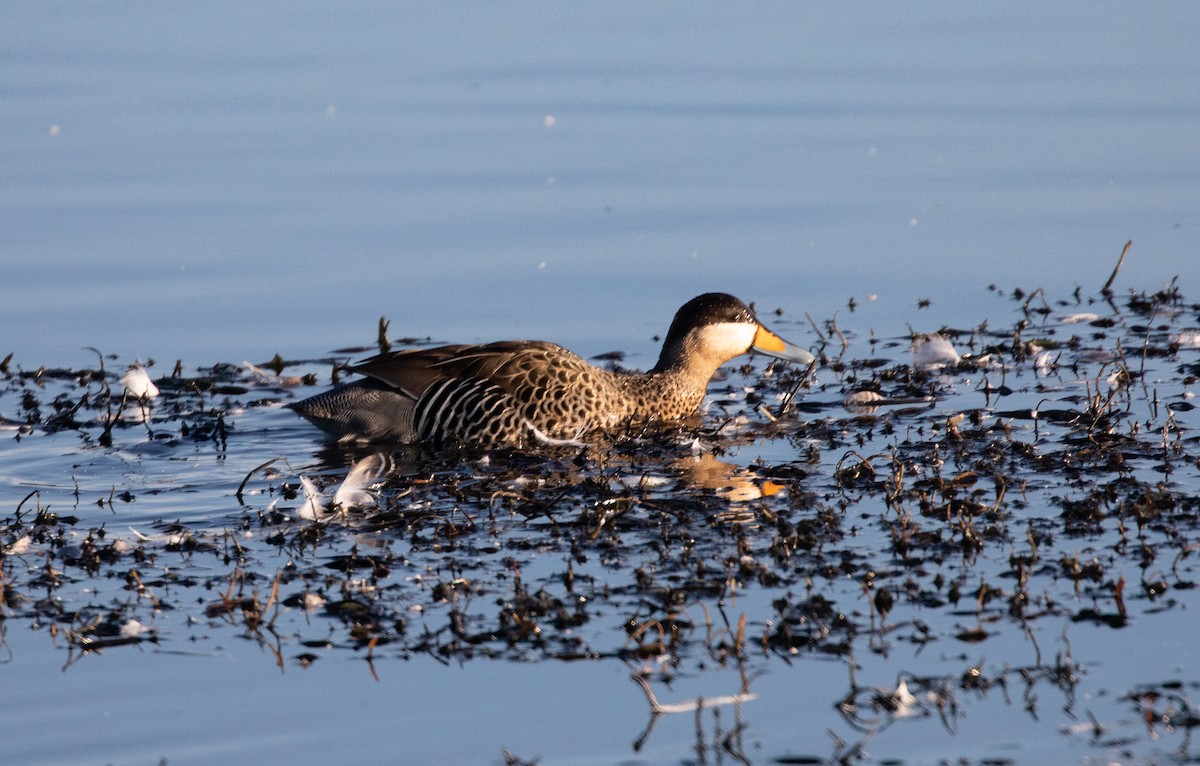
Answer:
290, 293, 816, 447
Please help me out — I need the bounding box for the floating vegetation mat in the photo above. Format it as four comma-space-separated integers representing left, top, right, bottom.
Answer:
3, 281, 1200, 763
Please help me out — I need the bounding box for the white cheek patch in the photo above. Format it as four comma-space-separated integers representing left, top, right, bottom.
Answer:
695, 322, 757, 357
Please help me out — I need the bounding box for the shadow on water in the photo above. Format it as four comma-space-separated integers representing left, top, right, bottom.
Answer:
3, 278, 1200, 763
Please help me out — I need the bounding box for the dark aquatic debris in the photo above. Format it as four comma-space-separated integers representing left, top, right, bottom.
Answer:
3, 276, 1200, 760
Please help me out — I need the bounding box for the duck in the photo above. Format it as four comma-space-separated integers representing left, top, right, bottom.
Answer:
289, 292, 815, 447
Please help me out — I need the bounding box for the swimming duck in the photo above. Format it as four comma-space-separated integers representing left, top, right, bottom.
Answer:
290, 293, 814, 447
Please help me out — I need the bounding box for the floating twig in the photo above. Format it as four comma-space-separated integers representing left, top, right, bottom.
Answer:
1101, 240, 1132, 295
236, 457, 286, 502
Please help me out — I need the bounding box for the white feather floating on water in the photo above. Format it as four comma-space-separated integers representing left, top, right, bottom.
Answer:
121, 366, 159, 399
526, 420, 588, 448
912, 334, 961, 370
891, 678, 919, 718
1033, 350, 1058, 376
298, 454, 394, 520
120, 619, 153, 638
1060, 313, 1103, 325
332, 453, 392, 510
298, 476, 325, 520
1175, 330, 1200, 349
243, 361, 279, 384
844, 390, 885, 407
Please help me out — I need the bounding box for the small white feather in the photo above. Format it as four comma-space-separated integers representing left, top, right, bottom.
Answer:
298, 476, 326, 520
525, 420, 588, 448
912, 334, 961, 370
120, 619, 152, 638
1175, 330, 1200, 349
1033, 350, 1058, 375
121, 366, 159, 399
844, 390, 885, 407
892, 679, 919, 718
333, 454, 392, 509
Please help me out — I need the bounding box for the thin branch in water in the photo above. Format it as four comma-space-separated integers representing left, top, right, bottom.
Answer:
236, 457, 287, 502
1101, 240, 1132, 295
805, 312, 827, 342
776, 359, 817, 418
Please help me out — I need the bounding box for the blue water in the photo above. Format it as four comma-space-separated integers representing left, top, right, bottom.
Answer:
3, 4, 1200, 765
3, 3, 1198, 370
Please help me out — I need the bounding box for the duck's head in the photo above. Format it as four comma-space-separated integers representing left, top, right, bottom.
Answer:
654, 293, 816, 373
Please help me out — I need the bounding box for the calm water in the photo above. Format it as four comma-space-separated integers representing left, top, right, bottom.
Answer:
3, 3, 1200, 765
3, 3, 1198, 369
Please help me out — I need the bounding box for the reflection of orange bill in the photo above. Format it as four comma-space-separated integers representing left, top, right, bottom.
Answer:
760, 480, 785, 497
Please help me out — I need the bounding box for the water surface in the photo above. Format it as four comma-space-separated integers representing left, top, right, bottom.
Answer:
2, 4, 1200, 765
3, 3, 1198, 368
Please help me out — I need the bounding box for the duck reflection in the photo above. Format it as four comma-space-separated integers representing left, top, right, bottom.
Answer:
674, 452, 784, 506
293, 444, 785, 528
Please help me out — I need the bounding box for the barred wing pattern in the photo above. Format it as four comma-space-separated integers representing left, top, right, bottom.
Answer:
413, 377, 527, 446
355, 342, 628, 446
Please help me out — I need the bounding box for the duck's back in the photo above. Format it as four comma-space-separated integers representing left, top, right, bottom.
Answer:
294, 341, 633, 446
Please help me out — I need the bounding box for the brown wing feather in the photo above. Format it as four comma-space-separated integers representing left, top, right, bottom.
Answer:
350, 341, 581, 400
349, 344, 475, 399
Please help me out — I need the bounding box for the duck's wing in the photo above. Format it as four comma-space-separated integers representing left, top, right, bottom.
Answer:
348, 343, 475, 398
352, 341, 614, 443
351, 341, 579, 399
